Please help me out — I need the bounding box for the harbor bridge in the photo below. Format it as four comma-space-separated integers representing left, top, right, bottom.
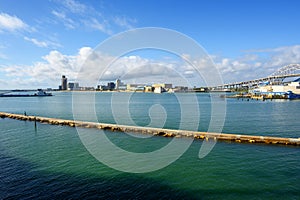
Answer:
213, 64, 300, 90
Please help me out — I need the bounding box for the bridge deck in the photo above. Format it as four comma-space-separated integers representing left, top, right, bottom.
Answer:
215, 73, 300, 89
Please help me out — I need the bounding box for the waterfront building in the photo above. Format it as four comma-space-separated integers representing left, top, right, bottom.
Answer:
97, 82, 115, 91
114, 79, 127, 91
154, 86, 166, 93
61, 75, 68, 90
97, 85, 107, 91
126, 84, 145, 91
107, 82, 115, 90
144, 86, 153, 92
252, 78, 300, 94
115, 79, 121, 90
152, 83, 172, 93
79, 86, 95, 91
118, 85, 127, 91
152, 83, 173, 90
67, 82, 79, 90
173, 86, 189, 92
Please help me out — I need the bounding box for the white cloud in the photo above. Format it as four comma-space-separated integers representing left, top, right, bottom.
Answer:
1, 65, 27, 77
61, 0, 86, 14
84, 18, 112, 35
212, 45, 300, 83
114, 16, 136, 30
24, 36, 62, 48
263, 45, 300, 67
2, 44, 300, 89
1, 49, 79, 89
0, 47, 201, 88
24, 37, 47, 48
52, 10, 76, 29
0, 13, 28, 32
52, 1, 136, 34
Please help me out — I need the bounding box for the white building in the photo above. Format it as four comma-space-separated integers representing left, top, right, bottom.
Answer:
152, 83, 172, 89
126, 84, 145, 91
252, 79, 300, 94
115, 79, 126, 91
152, 83, 172, 93
153, 86, 166, 93
115, 79, 121, 90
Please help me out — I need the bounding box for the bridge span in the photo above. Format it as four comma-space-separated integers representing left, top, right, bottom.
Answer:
213, 64, 300, 90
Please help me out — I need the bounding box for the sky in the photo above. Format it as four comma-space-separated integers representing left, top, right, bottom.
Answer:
1, 0, 300, 89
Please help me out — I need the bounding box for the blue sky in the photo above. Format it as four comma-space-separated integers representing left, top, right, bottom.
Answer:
1, 0, 300, 89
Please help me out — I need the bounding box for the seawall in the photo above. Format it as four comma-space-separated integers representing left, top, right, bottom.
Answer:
1, 112, 299, 146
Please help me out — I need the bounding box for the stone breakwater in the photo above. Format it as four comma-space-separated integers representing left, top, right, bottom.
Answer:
1, 112, 300, 146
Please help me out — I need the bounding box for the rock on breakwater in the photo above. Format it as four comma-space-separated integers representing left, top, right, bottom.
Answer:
0, 112, 299, 146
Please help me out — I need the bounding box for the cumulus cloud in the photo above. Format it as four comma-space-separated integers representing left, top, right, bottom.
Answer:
0, 48, 85, 89
0, 47, 205, 89
1, 44, 300, 89
0, 13, 28, 32
213, 45, 300, 83
262, 45, 300, 67
76, 51, 192, 86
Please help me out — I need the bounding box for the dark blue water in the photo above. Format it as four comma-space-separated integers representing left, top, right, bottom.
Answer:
0, 92, 299, 199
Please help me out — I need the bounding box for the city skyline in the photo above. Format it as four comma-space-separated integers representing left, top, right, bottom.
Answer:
1, 0, 300, 89
57, 75, 187, 93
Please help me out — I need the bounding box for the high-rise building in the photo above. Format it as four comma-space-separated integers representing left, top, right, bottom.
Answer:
115, 78, 121, 90
107, 82, 115, 90
61, 75, 67, 90
67, 82, 79, 90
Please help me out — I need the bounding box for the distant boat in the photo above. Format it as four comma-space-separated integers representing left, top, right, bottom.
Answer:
33, 89, 53, 96
0, 89, 52, 97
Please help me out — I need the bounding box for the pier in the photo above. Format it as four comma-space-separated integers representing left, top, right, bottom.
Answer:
0, 112, 299, 146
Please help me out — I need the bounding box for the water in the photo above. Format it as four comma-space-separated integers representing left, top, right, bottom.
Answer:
0, 92, 299, 199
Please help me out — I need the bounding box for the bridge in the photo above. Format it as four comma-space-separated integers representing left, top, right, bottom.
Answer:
213, 64, 300, 90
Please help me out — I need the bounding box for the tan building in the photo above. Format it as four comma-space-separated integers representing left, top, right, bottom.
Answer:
144, 86, 153, 92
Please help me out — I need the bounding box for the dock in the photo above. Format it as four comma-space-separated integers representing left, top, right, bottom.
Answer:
0, 112, 299, 146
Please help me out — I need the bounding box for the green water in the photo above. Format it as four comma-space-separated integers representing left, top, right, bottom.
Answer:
0, 92, 299, 199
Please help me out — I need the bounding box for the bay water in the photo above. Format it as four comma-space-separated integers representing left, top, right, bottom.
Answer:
0, 92, 299, 199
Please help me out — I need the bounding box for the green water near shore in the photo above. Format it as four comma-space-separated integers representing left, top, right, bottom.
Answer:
0, 92, 299, 199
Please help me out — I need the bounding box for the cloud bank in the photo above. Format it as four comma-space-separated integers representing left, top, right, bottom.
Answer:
214, 45, 300, 83
1, 45, 300, 89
